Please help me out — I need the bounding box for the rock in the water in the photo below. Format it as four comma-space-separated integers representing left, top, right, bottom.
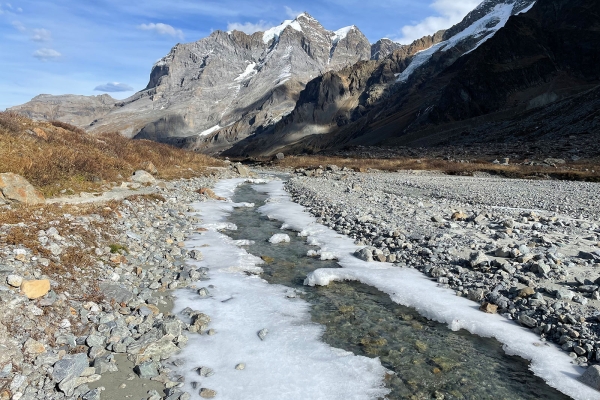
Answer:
131, 170, 156, 184
268, 234, 290, 244
21, 279, 50, 299
0, 173, 45, 205
580, 365, 600, 389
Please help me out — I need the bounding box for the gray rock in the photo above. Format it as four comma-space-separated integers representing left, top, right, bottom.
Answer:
556, 288, 575, 301
52, 353, 88, 396
131, 170, 156, 184
469, 251, 489, 268
82, 389, 102, 400
134, 361, 159, 379
580, 365, 600, 389
518, 314, 538, 328
6, 274, 23, 287
354, 248, 373, 262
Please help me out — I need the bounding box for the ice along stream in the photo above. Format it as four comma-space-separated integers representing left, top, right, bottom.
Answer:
223, 182, 570, 400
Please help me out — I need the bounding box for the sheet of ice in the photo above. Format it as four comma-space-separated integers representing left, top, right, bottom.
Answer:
254, 180, 600, 400
234, 62, 257, 82
263, 19, 302, 44
397, 2, 529, 82
198, 125, 221, 137
268, 233, 290, 244
173, 178, 389, 400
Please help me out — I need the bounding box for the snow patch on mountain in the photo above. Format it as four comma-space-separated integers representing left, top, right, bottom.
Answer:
332, 26, 356, 44
234, 62, 257, 82
199, 125, 222, 137
263, 19, 302, 44
397, 1, 536, 82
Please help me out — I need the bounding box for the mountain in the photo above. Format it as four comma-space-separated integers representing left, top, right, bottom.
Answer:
10, 13, 456, 154
226, 0, 600, 157
9, 94, 116, 127
10, 13, 373, 152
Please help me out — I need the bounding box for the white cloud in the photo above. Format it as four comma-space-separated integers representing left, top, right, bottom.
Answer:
31, 28, 51, 42
227, 20, 271, 34
94, 82, 134, 92
33, 48, 61, 61
11, 20, 26, 32
138, 23, 184, 40
394, 0, 481, 44
284, 6, 303, 19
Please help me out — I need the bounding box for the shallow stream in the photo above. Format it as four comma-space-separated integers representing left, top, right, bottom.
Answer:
226, 183, 569, 400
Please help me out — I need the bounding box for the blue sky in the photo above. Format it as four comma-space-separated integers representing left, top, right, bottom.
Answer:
0, 0, 481, 110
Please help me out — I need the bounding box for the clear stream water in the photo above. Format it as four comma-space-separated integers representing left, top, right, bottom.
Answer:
226, 183, 570, 400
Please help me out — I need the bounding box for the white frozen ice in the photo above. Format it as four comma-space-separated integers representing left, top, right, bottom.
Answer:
174, 178, 388, 400
254, 180, 600, 400
268, 233, 290, 244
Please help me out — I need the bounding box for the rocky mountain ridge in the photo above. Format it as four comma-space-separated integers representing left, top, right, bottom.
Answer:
10, 12, 454, 153
226, 0, 600, 157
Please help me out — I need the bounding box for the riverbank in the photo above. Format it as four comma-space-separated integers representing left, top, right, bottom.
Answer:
283, 168, 600, 393
0, 166, 249, 400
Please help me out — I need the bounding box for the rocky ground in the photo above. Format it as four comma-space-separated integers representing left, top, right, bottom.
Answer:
0, 164, 253, 400
284, 167, 600, 382
3, 162, 600, 400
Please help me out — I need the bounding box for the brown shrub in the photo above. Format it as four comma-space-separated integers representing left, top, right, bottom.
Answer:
0, 112, 224, 196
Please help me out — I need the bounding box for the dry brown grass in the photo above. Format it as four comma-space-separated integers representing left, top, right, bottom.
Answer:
271, 155, 600, 182
0, 111, 224, 197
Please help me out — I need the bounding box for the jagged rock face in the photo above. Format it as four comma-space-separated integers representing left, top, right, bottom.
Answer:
371, 39, 402, 60
8, 94, 115, 127
227, 0, 599, 157
90, 14, 372, 151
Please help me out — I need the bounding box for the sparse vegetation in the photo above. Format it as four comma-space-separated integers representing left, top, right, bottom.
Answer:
109, 244, 129, 254
0, 111, 224, 196
268, 155, 600, 182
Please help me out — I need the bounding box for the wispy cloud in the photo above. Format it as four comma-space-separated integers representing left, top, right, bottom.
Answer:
94, 82, 134, 92
33, 48, 61, 61
11, 20, 26, 32
284, 6, 303, 19
138, 22, 184, 40
227, 20, 271, 34
394, 0, 480, 44
31, 28, 51, 42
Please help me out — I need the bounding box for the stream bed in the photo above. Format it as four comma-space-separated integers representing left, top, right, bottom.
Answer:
224, 183, 570, 400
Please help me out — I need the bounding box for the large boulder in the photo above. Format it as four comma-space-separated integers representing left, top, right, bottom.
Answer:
0, 173, 45, 205
131, 170, 156, 184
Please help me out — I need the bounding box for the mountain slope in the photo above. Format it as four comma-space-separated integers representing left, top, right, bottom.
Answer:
226, 0, 600, 157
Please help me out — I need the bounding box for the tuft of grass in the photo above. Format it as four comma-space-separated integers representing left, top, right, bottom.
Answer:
109, 244, 128, 254
0, 111, 225, 197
